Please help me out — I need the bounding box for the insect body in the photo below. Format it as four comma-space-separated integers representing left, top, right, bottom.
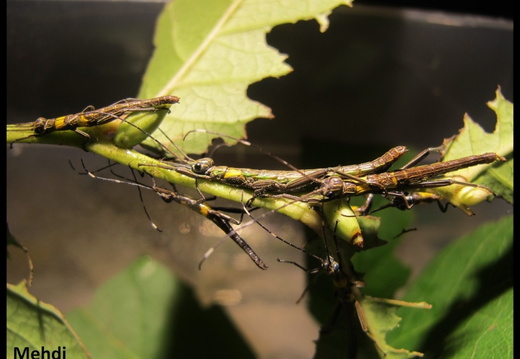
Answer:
322, 152, 504, 199
174, 146, 408, 197
29, 96, 179, 137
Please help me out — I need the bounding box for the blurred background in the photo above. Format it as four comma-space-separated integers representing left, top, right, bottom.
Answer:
7, 1, 513, 358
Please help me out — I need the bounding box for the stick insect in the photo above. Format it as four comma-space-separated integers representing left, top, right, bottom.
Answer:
160, 129, 409, 199
21, 96, 179, 137
135, 126, 503, 250
149, 129, 503, 217
135, 131, 408, 248
9, 95, 180, 149
317, 152, 503, 200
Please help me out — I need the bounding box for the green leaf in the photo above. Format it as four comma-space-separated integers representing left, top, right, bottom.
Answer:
7, 281, 91, 359
309, 99, 513, 357
360, 296, 430, 359
387, 215, 513, 358
138, 0, 353, 155
441, 87, 513, 203
312, 292, 431, 359
443, 87, 513, 162
66, 257, 176, 358
66, 256, 254, 359
441, 288, 513, 358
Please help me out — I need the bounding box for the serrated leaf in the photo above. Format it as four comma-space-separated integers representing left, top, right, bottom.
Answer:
7, 281, 91, 359
440, 87, 513, 203
443, 87, 513, 162
387, 216, 513, 358
138, 0, 353, 155
360, 296, 430, 359
312, 292, 430, 359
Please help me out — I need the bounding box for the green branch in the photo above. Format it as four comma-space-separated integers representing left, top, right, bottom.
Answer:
7, 123, 323, 235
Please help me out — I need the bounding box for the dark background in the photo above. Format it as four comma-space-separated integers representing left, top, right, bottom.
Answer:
360, 0, 513, 19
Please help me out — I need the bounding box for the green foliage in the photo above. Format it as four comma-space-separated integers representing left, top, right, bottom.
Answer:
138, 0, 352, 155
388, 216, 513, 358
66, 257, 178, 358
441, 87, 513, 203
66, 256, 254, 358
305, 89, 513, 358
7, 281, 90, 359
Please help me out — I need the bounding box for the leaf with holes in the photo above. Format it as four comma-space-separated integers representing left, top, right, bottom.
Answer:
138, 0, 353, 155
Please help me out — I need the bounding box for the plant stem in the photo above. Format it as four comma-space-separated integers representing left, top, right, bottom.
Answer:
7, 124, 323, 235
